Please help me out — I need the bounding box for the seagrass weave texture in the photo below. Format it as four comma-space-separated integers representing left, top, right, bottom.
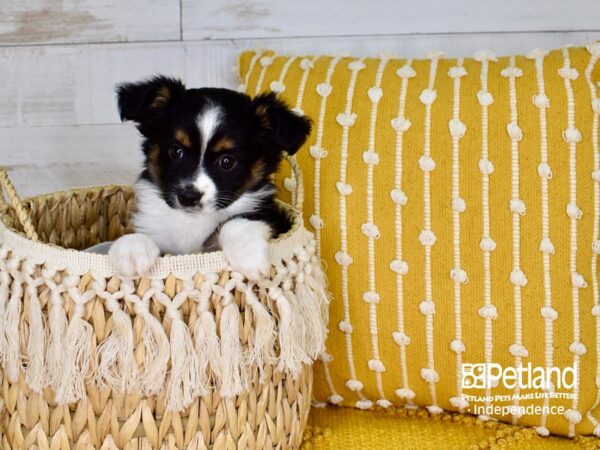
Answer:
0, 158, 328, 449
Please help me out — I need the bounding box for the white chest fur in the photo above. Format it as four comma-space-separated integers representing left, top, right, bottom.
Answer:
132, 179, 222, 254
132, 179, 275, 255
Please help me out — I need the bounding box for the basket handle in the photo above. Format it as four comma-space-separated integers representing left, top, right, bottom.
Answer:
0, 168, 39, 241
285, 154, 304, 214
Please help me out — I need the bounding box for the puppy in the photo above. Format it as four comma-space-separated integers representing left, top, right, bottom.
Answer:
108, 76, 311, 280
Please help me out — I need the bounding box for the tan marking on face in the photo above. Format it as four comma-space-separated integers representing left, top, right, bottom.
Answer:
147, 144, 161, 181
150, 86, 171, 109
212, 136, 235, 153
240, 158, 266, 192
175, 129, 191, 147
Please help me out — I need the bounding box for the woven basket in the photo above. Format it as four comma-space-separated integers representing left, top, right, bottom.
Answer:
0, 158, 328, 450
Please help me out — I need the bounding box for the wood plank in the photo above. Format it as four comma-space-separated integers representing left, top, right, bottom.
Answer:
0, 124, 142, 197
182, 0, 600, 40
0, 31, 599, 128
0, 42, 188, 127
0, 0, 180, 45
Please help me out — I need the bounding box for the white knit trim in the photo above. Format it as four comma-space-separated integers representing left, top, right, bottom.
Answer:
527, 47, 557, 433
254, 54, 274, 95
311, 56, 342, 256
284, 56, 316, 220
421, 51, 442, 410
304, 56, 342, 404
476, 49, 497, 413
584, 43, 600, 433
391, 58, 415, 407
363, 56, 390, 405
503, 55, 526, 424
237, 50, 263, 92
269, 56, 297, 94
338, 58, 369, 402
561, 46, 584, 437
450, 57, 467, 413
293, 57, 318, 115
268, 55, 298, 205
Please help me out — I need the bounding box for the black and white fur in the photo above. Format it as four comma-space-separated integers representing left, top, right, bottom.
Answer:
109, 76, 311, 279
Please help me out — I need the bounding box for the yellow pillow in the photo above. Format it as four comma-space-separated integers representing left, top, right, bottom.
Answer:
239, 44, 600, 437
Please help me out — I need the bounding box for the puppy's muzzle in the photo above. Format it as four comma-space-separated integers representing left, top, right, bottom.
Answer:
177, 186, 204, 207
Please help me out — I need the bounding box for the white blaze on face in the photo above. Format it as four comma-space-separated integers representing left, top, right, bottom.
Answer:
193, 171, 218, 209
198, 104, 222, 155
192, 104, 222, 210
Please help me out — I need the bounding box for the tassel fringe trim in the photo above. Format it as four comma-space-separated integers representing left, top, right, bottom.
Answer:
0, 233, 328, 409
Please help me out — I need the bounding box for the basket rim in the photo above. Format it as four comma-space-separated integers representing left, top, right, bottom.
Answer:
0, 184, 313, 279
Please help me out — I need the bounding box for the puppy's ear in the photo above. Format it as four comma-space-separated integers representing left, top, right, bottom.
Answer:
252, 93, 312, 155
116, 76, 185, 122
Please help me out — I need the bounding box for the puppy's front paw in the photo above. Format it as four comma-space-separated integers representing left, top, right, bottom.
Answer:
224, 240, 271, 280
109, 233, 160, 278
219, 219, 272, 280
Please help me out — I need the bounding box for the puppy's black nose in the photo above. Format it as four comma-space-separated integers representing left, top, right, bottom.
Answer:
177, 189, 203, 207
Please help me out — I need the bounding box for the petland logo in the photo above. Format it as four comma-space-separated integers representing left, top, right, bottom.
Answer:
461, 363, 577, 390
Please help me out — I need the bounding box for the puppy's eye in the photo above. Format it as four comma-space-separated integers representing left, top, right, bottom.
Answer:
168, 144, 184, 161
218, 154, 237, 171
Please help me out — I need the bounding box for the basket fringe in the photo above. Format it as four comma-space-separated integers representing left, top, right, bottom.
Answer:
294, 280, 327, 359
0, 231, 328, 409
139, 315, 169, 394
130, 288, 169, 396
191, 280, 222, 387
55, 287, 96, 404
307, 262, 331, 326
24, 277, 46, 392
55, 314, 93, 403
218, 279, 247, 397
45, 283, 68, 388
284, 288, 310, 357
96, 289, 139, 393
239, 280, 276, 381
167, 316, 201, 409
5, 273, 24, 382
270, 285, 310, 376
157, 288, 202, 411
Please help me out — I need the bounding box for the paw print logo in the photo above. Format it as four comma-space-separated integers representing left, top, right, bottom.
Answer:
461, 363, 487, 389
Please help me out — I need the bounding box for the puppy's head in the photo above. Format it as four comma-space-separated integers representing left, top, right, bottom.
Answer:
116, 76, 311, 213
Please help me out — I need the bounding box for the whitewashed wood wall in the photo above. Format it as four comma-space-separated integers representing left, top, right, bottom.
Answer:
1, 0, 600, 197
